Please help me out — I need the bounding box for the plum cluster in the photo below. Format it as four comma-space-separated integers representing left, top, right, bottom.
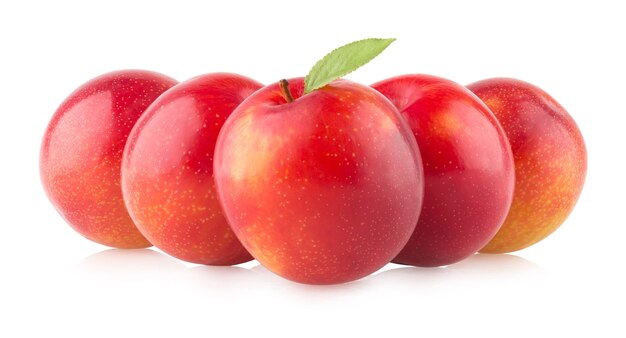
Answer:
40, 70, 586, 285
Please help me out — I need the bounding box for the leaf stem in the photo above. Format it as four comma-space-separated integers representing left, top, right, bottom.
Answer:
279, 79, 294, 103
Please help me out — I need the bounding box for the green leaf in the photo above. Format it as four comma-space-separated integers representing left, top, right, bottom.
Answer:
304, 38, 396, 94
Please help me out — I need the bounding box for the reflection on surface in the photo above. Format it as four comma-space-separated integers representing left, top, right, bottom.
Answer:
76, 250, 544, 293
448, 253, 543, 274
187, 264, 257, 290
249, 264, 375, 296
76, 249, 186, 285
371, 253, 544, 288
78, 248, 184, 271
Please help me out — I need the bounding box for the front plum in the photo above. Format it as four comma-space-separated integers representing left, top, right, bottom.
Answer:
214, 78, 424, 284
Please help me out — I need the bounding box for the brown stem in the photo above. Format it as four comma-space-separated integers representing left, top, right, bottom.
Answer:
279, 79, 294, 103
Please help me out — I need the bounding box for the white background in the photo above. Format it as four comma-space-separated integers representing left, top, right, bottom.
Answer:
1, 1, 624, 337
